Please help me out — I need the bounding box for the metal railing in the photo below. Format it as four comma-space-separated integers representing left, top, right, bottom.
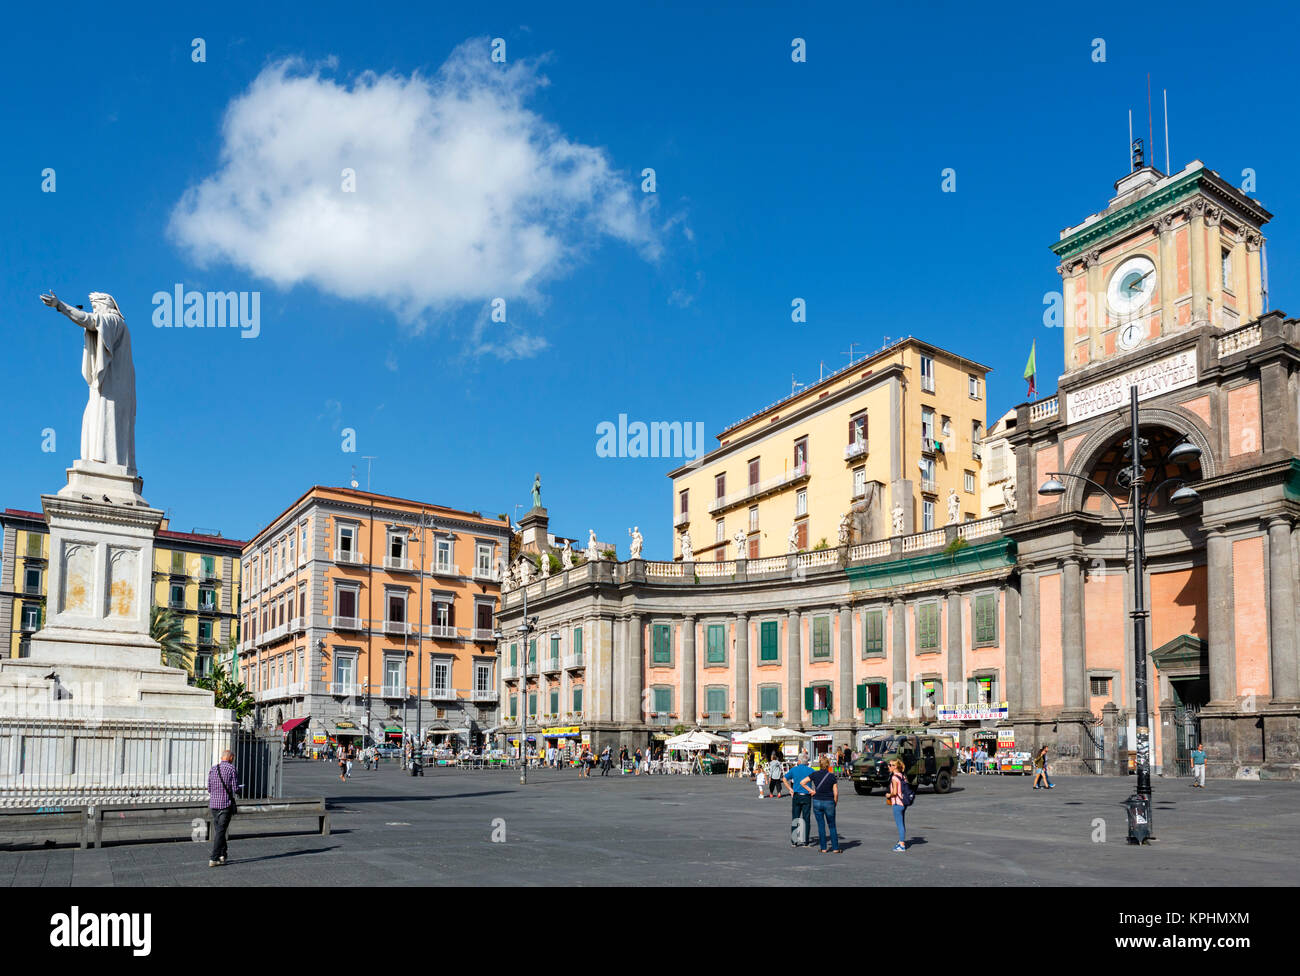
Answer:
674, 510, 690, 527
334, 548, 364, 565
383, 620, 412, 636
563, 654, 584, 670
429, 562, 460, 577
708, 463, 810, 514
843, 440, 868, 461
331, 615, 361, 630
471, 689, 498, 702
384, 555, 414, 572
0, 718, 250, 808
328, 682, 362, 697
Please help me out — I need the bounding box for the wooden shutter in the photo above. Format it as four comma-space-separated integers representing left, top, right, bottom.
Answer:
804, 686, 814, 711
760, 621, 778, 661
856, 683, 867, 709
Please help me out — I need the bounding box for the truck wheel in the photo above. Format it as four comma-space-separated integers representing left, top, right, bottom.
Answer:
934, 770, 952, 794
854, 782, 873, 796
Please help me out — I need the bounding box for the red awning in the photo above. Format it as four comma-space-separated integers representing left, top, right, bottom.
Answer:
281, 717, 309, 732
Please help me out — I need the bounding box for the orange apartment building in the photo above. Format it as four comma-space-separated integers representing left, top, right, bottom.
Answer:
237, 486, 510, 751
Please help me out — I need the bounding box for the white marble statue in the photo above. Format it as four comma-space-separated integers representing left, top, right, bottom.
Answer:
42, 291, 137, 471
892, 503, 905, 536
1002, 481, 1017, 512
518, 558, 534, 584
838, 512, 851, 545
538, 551, 551, 578
788, 522, 800, 553
561, 540, 574, 570
733, 529, 747, 558
679, 530, 693, 563
586, 529, 600, 561
947, 489, 961, 525
629, 526, 644, 559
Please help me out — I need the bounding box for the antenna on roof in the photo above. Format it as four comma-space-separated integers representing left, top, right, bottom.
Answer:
791, 374, 805, 396
1147, 73, 1154, 169
841, 342, 860, 366
1163, 88, 1170, 173
1128, 110, 1133, 170
361, 456, 377, 492
819, 360, 828, 382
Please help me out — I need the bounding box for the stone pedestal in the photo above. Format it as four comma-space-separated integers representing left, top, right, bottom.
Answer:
0, 465, 234, 807
519, 507, 549, 554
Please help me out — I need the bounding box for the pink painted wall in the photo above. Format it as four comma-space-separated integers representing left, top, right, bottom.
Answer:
1227, 382, 1262, 457
1039, 572, 1063, 708
1233, 537, 1270, 700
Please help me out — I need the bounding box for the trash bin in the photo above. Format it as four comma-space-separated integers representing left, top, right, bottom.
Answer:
1123, 793, 1152, 844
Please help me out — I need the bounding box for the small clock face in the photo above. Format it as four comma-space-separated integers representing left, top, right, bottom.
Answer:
1119, 321, 1144, 350
1108, 256, 1157, 316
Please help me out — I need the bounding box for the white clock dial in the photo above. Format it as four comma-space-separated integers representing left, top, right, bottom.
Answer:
1108, 256, 1158, 316
1118, 321, 1144, 350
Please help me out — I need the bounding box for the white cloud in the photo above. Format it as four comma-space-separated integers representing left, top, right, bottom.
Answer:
169, 40, 657, 343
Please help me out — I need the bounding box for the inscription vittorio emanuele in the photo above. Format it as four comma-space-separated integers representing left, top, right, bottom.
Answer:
1066, 351, 1198, 424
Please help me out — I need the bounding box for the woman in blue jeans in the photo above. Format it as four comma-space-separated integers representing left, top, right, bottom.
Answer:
810, 754, 841, 853
886, 759, 907, 852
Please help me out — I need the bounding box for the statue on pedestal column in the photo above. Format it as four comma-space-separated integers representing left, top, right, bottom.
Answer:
41, 291, 137, 471
733, 529, 747, 559
679, 530, 693, 563
531, 473, 542, 509
561, 540, 574, 570
628, 526, 644, 559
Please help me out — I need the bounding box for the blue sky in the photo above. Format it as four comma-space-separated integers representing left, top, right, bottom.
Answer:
3, 1, 1298, 558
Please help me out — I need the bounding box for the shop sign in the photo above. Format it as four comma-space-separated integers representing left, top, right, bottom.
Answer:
997, 728, 1015, 750
541, 726, 580, 737
937, 702, 1009, 722
312, 733, 327, 744
1066, 350, 1197, 424
335, 721, 357, 729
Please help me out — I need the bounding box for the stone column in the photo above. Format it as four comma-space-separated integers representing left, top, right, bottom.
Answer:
1003, 582, 1021, 714
1084, 250, 1104, 362
1205, 525, 1237, 706
681, 615, 697, 725
1267, 518, 1299, 702
1061, 556, 1086, 710
1019, 568, 1041, 717
946, 590, 963, 704
1189, 200, 1208, 323
734, 612, 750, 726
838, 605, 854, 723
1205, 207, 1223, 325
786, 610, 802, 725
626, 612, 644, 727
1157, 212, 1178, 334
890, 596, 907, 718
598, 616, 614, 725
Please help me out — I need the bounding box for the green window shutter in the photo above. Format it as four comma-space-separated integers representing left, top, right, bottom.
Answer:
975, 593, 996, 644
549, 690, 559, 713
573, 687, 583, 712
528, 693, 537, 714
550, 636, 560, 659
654, 687, 672, 712
864, 610, 883, 654
574, 627, 582, 654
510, 643, 517, 666
653, 624, 671, 663
707, 624, 725, 663
812, 616, 830, 659
528, 639, 536, 664
509, 695, 517, 716
825, 686, 833, 710
919, 604, 939, 650
856, 683, 867, 710
706, 687, 726, 712
760, 621, 778, 662
804, 686, 814, 711
759, 685, 779, 712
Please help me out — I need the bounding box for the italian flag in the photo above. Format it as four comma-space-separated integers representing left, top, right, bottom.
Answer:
1024, 341, 1037, 399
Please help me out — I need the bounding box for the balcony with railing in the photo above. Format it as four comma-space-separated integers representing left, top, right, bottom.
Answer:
542, 656, 562, 674
427, 624, 461, 640
331, 615, 361, 630
328, 682, 362, 697
200, 564, 221, 582
429, 561, 460, 577
701, 711, 729, 726
383, 555, 415, 572
1029, 397, 1059, 424
563, 653, 585, 670
255, 681, 306, 703
472, 564, 500, 582
674, 509, 690, 528
843, 439, 868, 462
471, 688, 498, 702
288, 616, 306, 634
471, 627, 495, 642
381, 684, 407, 699
504, 664, 521, 681
707, 463, 810, 515
384, 619, 412, 637
920, 477, 937, 494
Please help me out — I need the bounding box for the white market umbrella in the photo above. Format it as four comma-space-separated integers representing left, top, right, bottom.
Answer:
739, 726, 778, 744
772, 727, 811, 741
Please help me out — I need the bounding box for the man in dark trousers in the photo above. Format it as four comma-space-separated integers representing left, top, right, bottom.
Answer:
207, 748, 240, 867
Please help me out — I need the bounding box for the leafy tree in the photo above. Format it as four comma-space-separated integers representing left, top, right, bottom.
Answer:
151, 605, 192, 673
195, 660, 255, 721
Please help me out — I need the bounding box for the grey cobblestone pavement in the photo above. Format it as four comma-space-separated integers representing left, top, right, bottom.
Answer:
2, 761, 1297, 886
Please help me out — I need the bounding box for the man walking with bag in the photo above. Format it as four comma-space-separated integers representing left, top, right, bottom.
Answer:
207, 748, 240, 867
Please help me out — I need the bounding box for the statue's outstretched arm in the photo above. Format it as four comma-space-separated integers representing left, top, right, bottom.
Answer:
40, 292, 95, 330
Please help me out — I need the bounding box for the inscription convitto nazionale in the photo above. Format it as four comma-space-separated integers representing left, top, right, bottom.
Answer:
1066, 350, 1198, 424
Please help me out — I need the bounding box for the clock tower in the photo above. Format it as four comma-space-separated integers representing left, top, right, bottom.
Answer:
1051, 154, 1271, 372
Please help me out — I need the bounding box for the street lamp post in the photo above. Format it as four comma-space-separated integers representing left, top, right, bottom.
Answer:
406, 517, 430, 776
1039, 385, 1201, 843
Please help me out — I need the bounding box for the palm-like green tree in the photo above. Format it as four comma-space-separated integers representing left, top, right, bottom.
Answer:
151, 605, 192, 673
195, 661, 255, 721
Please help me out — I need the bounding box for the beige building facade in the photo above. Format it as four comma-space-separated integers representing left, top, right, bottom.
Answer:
667, 339, 991, 562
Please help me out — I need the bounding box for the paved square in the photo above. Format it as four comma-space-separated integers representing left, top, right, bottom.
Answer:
3, 762, 1297, 886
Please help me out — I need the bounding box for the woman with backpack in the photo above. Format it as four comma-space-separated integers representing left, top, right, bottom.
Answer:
886, 758, 911, 852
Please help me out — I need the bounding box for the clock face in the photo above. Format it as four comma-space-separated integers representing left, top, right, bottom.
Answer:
1118, 321, 1144, 350
1108, 256, 1157, 317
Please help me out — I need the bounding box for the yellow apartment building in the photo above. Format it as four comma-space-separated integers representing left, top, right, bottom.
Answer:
238, 486, 511, 752
667, 339, 991, 560
1, 506, 243, 671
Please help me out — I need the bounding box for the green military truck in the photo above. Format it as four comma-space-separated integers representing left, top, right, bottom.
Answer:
851, 733, 959, 795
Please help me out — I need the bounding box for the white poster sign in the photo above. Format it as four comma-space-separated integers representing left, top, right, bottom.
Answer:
1065, 350, 1197, 425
